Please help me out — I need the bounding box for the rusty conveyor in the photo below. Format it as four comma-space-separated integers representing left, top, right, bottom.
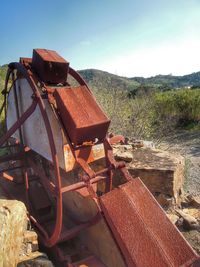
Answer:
101, 178, 200, 267
0, 49, 199, 267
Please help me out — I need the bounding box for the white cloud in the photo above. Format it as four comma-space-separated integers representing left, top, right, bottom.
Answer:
97, 37, 200, 77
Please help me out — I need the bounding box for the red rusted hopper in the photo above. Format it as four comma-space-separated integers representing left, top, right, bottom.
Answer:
54, 86, 110, 145
0, 49, 199, 267
32, 48, 69, 84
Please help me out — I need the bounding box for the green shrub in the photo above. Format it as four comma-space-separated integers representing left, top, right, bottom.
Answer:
89, 84, 200, 140
0, 66, 7, 137
154, 89, 200, 127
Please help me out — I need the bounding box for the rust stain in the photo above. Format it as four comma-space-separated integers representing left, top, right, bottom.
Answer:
100, 178, 200, 267
64, 144, 105, 172
54, 86, 110, 145
2, 49, 200, 267
32, 49, 69, 84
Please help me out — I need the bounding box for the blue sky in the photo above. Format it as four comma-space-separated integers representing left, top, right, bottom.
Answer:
1, 0, 200, 77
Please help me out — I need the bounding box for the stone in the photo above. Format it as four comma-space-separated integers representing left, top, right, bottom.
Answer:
113, 144, 133, 162
31, 240, 39, 253
176, 209, 200, 231
21, 230, 39, 255
157, 193, 174, 208
182, 230, 200, 255
17, 252, 54, 267
166, 213, 179, 224
182, 208, 200, 220
132, 140, 144, 148
127, 148, 185, 206
115, 151, 133, 162
143, 140, 155, 149
176, 217, 184, 228
187, 195, 200, 208
0, 199, 27, 267
23, 230, 38, 244
0, 195, 54, 266
18, 226, 53, 266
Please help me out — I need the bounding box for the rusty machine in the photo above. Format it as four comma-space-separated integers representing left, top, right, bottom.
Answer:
0, 49, 199, 266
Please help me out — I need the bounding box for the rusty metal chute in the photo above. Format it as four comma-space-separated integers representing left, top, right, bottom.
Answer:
0, 49, 199, 267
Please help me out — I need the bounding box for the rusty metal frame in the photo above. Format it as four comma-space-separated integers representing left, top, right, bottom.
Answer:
1, 54, 199, 267
0, 60, 132, 251
0, 62, 62, 247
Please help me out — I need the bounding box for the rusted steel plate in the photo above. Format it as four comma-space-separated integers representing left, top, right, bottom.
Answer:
100, 178, 200, 267
54, 86, 110, 145
64, 143, 105, 172
32, 49, 69, 84
7, 78, 66, 169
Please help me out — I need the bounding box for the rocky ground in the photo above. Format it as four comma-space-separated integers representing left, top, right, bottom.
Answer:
0, 131, 199, 264
158, 130, 200, 255
115, 135, 200, 255
158, 129, 200, 195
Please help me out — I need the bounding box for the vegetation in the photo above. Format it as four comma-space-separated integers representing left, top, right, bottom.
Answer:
154, 89, 200, 125
80, 69, 200, 90
1, 65, 200, 141
0, 65, 7, 136
79, 69, 200, 140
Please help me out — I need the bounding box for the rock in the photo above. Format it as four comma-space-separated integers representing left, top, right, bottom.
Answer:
0, 200, 27, 267
182, 230, 200, 255
23, 230, 38, 244
0, 198, 54, 266
127, 148, 185, 206
132, 140, 144, 148
17, 252, 54, 267
115, 151, 133, 162
143, 140, 155, 149
157, 193, 174, 208
112, 146, 185, 207
176, 217, 184, 228
187, 195, 200, 208
180, 196, 190, 208
176, 209, 200, 231
113, 144, 132, 151
19, 230, 39, 257
113, 145, 133, 162
167, 213, 179, 224
18, 226, 54, 266
182, 208, 200, 220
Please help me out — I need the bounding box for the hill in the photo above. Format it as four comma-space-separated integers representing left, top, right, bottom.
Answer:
79, 69, 200, 92
78, 69, 140, 92
132, 72, 200, 89
1, 65, 200, 139
1, 65, 200, 93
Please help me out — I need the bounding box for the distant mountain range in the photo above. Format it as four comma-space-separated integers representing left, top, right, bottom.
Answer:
1, 65, 200, 93
79, 69, 200, 92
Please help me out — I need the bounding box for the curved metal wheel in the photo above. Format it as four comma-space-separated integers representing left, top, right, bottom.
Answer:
0, 62, 63, 247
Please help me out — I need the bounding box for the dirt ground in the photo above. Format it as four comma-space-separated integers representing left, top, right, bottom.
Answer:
1, 131, 200, 260
159, 130, 200, 255
159, 130, 200, 195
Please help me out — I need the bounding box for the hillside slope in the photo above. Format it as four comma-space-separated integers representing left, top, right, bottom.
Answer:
78, 69, 140, 92
79, 69, 200, 91
1, 65, 200, 139
132, 72, 200, 88
1, 66, 200, 93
